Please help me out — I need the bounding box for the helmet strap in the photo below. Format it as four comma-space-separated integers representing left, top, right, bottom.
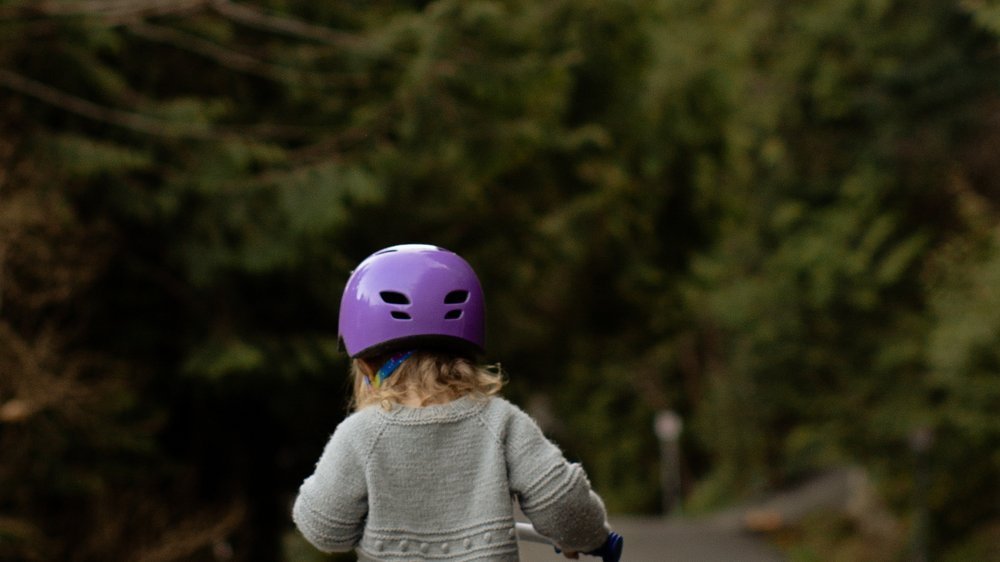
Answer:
365, 350, 415, 389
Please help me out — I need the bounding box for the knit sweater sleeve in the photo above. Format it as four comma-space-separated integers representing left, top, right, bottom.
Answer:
504, 404, 610, 553
292, 412, 370, 553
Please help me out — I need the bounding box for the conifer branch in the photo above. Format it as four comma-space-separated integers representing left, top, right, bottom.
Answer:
0, 0, 205, 21
0, 68, 341, 140
126, 21, 300, 82
0, 68, 212, 138
125, 22, 358, 88
207, 0, 358, 47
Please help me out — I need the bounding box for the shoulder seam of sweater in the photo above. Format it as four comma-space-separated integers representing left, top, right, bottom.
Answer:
475, 400, 505, 447
362, 414, 389, 471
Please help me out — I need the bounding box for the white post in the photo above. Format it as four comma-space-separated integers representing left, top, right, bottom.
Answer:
654, 410, 683, 517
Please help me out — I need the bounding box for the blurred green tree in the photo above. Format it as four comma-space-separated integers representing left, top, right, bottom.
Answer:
0, 0, 997, 560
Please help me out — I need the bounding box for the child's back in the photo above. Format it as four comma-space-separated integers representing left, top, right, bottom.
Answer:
295, 391, 609, 560
292, 245, 612, 561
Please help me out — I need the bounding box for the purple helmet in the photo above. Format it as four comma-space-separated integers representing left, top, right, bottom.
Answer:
338, 244, 486, 358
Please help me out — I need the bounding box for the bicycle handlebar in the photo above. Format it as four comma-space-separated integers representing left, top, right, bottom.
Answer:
514, 523, 623, 562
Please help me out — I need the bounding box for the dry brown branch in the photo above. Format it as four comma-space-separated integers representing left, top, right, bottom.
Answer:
0, 398, 32, 422
0, 516, 42, 546
0, 175, 114, 423
208, 0, 359, 47
0, 323, 89, 423
132, 502, 245, 562
0, 182, 111, 310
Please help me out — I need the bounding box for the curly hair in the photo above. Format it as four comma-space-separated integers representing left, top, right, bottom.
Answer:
350, 352, 505, 411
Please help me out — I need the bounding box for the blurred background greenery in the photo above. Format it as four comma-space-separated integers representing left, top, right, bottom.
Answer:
0, 0, 997, 560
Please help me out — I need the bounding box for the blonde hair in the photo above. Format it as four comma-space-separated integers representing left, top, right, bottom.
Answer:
350, 352, 505, 411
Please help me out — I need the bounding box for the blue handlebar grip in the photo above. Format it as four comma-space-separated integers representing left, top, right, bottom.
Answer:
586, 532, 624, 562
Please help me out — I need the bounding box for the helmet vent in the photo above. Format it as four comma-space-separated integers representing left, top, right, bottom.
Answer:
444, 290, 469, 304
444, 310, 463, 320
380, 291, 410, 305
391, 311, 412, 320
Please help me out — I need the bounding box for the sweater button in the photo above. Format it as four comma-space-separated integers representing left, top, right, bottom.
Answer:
508, 528, 515, 539
441, 543, 450, 553
420, 543, 429, 554
483, 532, 492, 543
375, 540, 384, 551
463, 538, 472, 549
400, 540, 409, 551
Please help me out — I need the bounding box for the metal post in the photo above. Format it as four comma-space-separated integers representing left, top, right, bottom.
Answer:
654, 410, 683, 517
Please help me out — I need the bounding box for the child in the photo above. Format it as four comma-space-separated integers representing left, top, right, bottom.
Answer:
293, 244, 614, 561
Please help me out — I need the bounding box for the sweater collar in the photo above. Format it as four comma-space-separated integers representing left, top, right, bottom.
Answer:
377, 395, 486, 424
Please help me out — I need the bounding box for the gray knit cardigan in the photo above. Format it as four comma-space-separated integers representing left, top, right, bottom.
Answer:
292, 395, 610, 561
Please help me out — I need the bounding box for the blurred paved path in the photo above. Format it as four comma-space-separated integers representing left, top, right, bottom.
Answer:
518, 516, 784, 562
520, 518, 784, 562
519, 469, 864, 561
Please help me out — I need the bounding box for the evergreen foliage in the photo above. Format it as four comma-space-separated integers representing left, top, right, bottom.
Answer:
0, 0, 997, 560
